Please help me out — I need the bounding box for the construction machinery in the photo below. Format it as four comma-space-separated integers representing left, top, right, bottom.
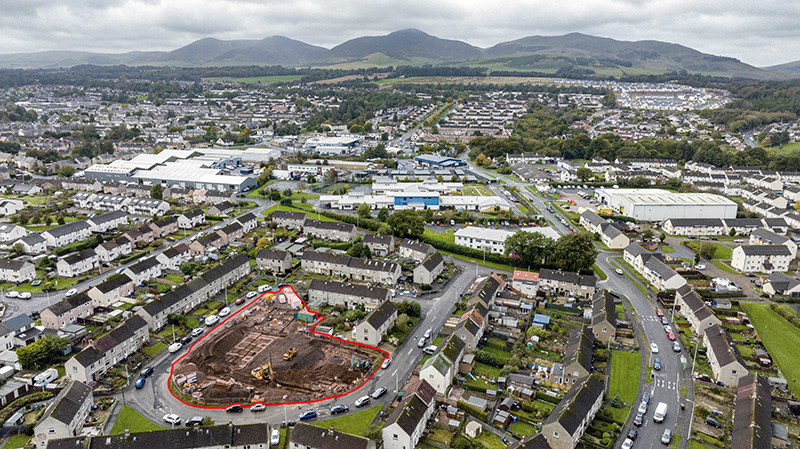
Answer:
283, 347, 297, 361
251, 362, 274, 381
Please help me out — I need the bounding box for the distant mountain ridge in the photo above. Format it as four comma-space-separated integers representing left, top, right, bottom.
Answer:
0, 29, 792, 80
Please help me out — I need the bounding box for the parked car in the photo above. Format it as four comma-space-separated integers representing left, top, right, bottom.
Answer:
642, 391, 650, 404
235, 297, 246, 305
694, 264, 706, 270
271, 429, 280, 446
192, 328, 204, 337
695, 374, 712, 383
355, 396, 370, 407
250, 403, 266, 412
134, 377, 146, 389
381, 358, 391, 369
163, 414, 181, 425
372, 386, 387, 399
65, 289, 77, 297
218, 307, 231, 317
633, 412, 644, 427
627, 428, 638, 440
650, 343, 659, 354
168, 342, 182, 353
622, 438, 634, 449
424, 328, 432, 339
705, 417, 722, 428
667, 331, 676, 341
661, 316, 669, 325
246, 291, 258, 299
180, 336, 192, 345
185, 416, 204, 427
661, 429, 672, 444
140, 367, 154, 378
654, 358, 661, 371
656, 309, 664, 317
330, 405, 349, 414
417, 338, 426, 348
673, 341, 681, 352
615, 268, 624, 275
5, 291, 18, 298
19, 292, 31, 299
299, 410, 317, 420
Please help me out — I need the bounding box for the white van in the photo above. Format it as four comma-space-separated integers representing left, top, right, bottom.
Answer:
258, 284, 271, 293
654, 402, 668, 423
205, 315, 220, 326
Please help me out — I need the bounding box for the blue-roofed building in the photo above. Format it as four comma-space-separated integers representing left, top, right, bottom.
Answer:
532, 314, 551, 329
414, 155, 467, 168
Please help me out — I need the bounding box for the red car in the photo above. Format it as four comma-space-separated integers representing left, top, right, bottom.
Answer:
695, 374, 712, 383
667, 331, 676, 341
656, 309, 664, 317
235, 297, 246, 305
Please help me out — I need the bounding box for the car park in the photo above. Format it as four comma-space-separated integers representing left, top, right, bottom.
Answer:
661, 429, 672, 444
163, 414, 181, 425
654, 358, 661, 370
134, 377, 146, 389
650, 343, 659, 353
372, 386, 387, 399
185, 416, 204, 427
330, 405, 349, 414
140, 367, 154, 378
250, 403, 266, 412
299, 410, 317, 420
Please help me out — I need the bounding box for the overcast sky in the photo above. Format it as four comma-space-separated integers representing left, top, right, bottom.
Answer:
0, 0, 797, 67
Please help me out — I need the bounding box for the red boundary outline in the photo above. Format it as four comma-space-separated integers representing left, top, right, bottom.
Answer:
167, 285, 390, 409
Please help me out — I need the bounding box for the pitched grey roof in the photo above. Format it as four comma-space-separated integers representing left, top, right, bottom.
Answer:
73, 316, 147, 367
88, 210, 127, 225
256, 248, 290, 261
363, 233, 392, 245
421, 252, 444, 272
592, 290, 617, 328
750, 228, 789, 245
181, 208, 205, 219
272, 210, 307, 221
307, 279, 390, 302
160, 243, 190, 259
3, 314, 32, 333
39, 380, 92, 425
731, 375, 772, 449
46, 293, 93, 317
364, 300, 397, 329
539, 268, 596, 287
200, 254, 250, 284
397, 238, 433, 255
55, 423, 269, 449
290, 423, 371, 449
738, 245, 791, 256
43, 220, 91, 238
565, 325, 594, 373
705, 324, 747, 370
0, 258, 31, 272
544, 375, 604, 436
665, 218, 724, 227
126, 257, 160, 275
93, 274, 133, 294
579, 210, 606, 227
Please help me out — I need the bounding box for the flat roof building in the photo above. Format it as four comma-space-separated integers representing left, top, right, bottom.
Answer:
596, 188, 737, 221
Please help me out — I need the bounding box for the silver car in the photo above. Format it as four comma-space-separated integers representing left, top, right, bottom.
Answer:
661, 429, 672, 444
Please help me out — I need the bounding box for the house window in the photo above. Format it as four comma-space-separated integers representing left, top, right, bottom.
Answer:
393, 434, 399, 440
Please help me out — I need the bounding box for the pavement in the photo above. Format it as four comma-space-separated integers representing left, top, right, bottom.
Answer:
0, 198, 274, 318
113, 256, 503, 427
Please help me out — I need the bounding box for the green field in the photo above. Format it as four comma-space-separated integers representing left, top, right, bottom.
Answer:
685, 241, 732, 259
312, 404, 382, 436
202, 75, 304, 84
110, 406, 166, 434
462, 185, 492, 196
422, 228, 455, 244
609, 350, 641, 404
1, 435, 30, 449
741, 303, 800, 397
767, 141, 800, 155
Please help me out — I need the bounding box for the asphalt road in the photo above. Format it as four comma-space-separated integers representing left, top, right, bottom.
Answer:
0, 199, 274, 319
120, 257, 499, 426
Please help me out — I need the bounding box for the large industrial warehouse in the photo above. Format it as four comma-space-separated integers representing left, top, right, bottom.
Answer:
595, 188, 737, 221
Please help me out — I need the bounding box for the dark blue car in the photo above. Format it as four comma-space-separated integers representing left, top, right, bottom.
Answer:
134, 377, 146, 389
299, 410, 317, 421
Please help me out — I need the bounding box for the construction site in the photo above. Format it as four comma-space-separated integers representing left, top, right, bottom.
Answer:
171, 287, 381, 406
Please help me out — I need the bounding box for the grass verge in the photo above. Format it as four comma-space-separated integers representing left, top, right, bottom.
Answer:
312, 404, 382, 436
741, 303, 800, 398
110, 406, 166, 434
609, 350, 641, 404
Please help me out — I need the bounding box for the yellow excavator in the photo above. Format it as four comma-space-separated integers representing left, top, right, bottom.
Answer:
251, 362, 274, 381
283, 348, 297, 361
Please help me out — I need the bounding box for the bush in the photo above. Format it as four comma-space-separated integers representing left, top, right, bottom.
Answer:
472, 350, 502, 367
609, 395, 624, 408
419, 284, 432, 291
536, 391, 561, 404
457, 400, 489, 421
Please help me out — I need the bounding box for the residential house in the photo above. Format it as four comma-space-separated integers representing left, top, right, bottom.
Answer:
271, 210, 307, 229
301, 251, 401, 285
65, 315, 149, 383
136, 278, 209, 331
382, 380, 437, 449
640, 256, 687, 291
41, 293, 94, 329
591, 290, 617, 344
290, 423, 375, 449
155, 243, 191, 270
674, 285, 722, 337
196, 254, 251, 300
663, 218, 725, 236
506, 435, 553, 449
452, 316, 483, 351
177, 209, 206, 229
0, 224, 26, 243
579, 210, 606, 234
216, 221, 244, 245
0, 259, 35, 283
396, 238, 434, 262
87, 211, 128, 233
62, 178, 103, 191
190, 232, 224, 256
33, 380, 93, 449
303, 220, 356, 242
352, 300, 398, 347
512, 270, 539, 298
87, 274, 134, 308
123, 257, 162, 285
749, 228, 797, 258
762, 272, 800, 297
731, 245, 792, 274
95, 237, 132, 263
307, 279, 390, 312
598, 223, 630, 249
42, 221, 92, 247
135, 225, 156, 244
363, 233, 394, 257
208, 201, 235, 216
703, 324, 748, 387
563, 325, 594, 385
48, 423, 270, 449
761, 217, 789, 235
56, 250, 98, 278
256, 249, 292, 274
17, 233, 47, 254
0, 199, 23, 215
235, 212, 258, 233
149, 216, 178, 238
538, 269, 596, 300
722, 218, 763, 236
413, 252, 444, 285
731, 375, 773, 449
419, 335, 465, 396
541, 375, 604, 449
